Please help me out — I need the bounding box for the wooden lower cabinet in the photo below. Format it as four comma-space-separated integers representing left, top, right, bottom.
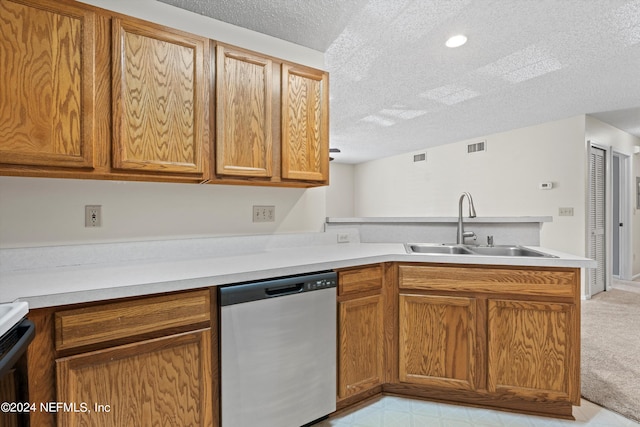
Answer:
398, 294, 476, 391
337, 265, 385, 404
487, 299, 578, 403
338, 295, 384, 399
390, 263, 580, 419
25, 289, 216, 427
56, 329, 212, 426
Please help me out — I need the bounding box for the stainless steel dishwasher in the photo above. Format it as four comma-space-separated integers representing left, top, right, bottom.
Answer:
220, 271, 337, 427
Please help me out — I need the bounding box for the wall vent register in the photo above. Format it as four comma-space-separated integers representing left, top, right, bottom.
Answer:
467, 141, 486, 153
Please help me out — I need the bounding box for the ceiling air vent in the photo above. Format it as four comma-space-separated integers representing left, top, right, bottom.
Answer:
413, 153, 426, 162
467, 140, 486, 154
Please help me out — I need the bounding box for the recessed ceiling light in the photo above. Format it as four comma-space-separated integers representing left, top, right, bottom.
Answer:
446, 34, 467, 48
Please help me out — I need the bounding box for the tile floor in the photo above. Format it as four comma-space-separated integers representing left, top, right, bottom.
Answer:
316, 396, 640, 427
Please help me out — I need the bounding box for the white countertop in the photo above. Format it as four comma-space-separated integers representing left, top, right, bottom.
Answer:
1, 242, 595, 309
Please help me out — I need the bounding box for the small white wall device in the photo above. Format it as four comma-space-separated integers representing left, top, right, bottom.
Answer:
538, 182, 553, 190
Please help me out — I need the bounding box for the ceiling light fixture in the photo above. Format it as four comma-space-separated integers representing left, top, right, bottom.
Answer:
446, 34, 467, 48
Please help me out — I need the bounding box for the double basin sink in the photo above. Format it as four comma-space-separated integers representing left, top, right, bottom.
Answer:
405, 243, 558, 258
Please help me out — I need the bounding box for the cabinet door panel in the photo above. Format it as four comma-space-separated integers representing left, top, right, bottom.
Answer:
487, 299, 578, 403
57, 329, 212, 427
399, 294, 476, 391
216, 45, 273, 177
338, 295, 384, 399
0, 0, 95, 168
112, 18, 208, 175
281, 64, 328, 182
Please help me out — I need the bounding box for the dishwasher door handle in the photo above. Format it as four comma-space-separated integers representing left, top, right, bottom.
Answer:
265, 283, 304, 297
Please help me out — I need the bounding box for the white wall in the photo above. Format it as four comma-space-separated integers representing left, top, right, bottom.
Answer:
354, 116, 588, 256
326, 163, 355, 218
0, 177, 327, 248
585, 116, 640, 278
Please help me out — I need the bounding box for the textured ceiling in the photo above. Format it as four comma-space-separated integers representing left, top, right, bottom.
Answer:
158, 0, 640, 163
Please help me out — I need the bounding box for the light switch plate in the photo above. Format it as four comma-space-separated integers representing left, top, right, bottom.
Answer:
559, 207, 574, 216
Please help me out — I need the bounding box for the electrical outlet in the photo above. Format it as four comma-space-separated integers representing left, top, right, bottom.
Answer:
558, 207, 574, 216
253, 205, 275, 222
337, 233, 350, 243
85, 205, 102, 227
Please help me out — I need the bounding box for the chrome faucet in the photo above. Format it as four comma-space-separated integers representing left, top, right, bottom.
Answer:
456, 192, 477, 244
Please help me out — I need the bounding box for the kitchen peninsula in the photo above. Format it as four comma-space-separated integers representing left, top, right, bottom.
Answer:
1, 222, 594, 426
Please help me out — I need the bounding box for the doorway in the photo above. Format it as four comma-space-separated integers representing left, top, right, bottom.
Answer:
612, 151, 631, 280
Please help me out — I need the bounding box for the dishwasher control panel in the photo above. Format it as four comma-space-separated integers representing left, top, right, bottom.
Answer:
220, 271, 337, 306
305, 276, 336, 291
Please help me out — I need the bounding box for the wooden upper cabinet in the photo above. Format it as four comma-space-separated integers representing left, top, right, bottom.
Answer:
281, 64, 329, 182
0, 0, 95, 169
111, 18, 209, 176
216, 44, 273, 178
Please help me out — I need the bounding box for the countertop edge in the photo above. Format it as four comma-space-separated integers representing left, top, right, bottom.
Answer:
326, 216, 554, 224
4, 244, 595, 309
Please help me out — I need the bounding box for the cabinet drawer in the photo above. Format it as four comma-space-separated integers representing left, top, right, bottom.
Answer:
398, 265, 577, 297
55, 290, 210, 351
338, 265, 383, 296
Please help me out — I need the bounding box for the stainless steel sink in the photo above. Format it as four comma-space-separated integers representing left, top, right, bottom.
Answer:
404, 243, 475, 255
467, 245, 557, 258
405, 243, 557, 258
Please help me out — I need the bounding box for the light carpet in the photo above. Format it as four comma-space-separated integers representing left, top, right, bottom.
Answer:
581, 287, 640, 423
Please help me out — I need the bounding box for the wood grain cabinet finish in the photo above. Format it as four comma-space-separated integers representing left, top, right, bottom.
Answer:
281, 64, 329, 182
1, 0, 331, 187
338, 295, 384, 399
56, 329, 213, 427
0, 370, 19, 427
25, 289, 216, 427
112, 17, 209, 176
216, 44, 273, 178
338, 265, 383, 296
337, 265, 385, 401
0, 0, 96, 169
487, 299, 578, 403
55, 290, 211, 351
395, 264, 580, 417
399, 294, 476, 391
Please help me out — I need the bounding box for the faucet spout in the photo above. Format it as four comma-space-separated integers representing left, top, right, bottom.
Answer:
457, 192, 477, 244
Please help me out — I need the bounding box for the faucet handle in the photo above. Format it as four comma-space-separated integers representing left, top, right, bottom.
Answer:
462, 231, 477, 243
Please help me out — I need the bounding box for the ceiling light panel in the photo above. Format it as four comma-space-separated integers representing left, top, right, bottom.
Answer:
379, 109, 427, 120
476, 45, 563, 83
419, 84, 480, 105
360, 115, 396, 127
